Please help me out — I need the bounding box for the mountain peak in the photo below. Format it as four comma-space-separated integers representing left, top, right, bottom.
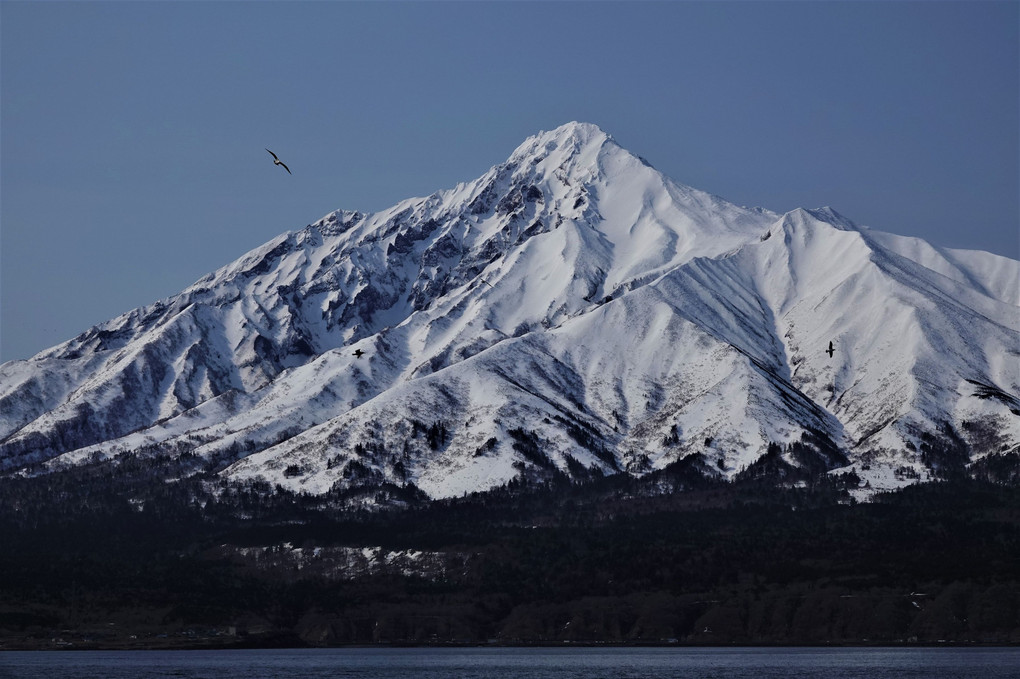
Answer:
530, 120, 611, 146
544, 120, 612, 144
506, 121, 615, 170
2, 122, 1017, 503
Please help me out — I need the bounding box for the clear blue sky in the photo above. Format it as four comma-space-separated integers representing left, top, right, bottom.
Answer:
2, 1, 1017, 363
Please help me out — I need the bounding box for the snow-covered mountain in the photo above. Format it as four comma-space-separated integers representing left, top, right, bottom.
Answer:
2, 122, 1018, 499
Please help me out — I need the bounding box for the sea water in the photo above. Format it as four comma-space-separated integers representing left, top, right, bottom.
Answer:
1, 646, 1017, 679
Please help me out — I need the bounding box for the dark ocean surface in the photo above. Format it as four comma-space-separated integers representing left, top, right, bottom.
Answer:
1, 647, 1018, 678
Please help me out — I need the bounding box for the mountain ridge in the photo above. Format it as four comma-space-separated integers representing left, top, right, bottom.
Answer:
2, 121, 1017, 501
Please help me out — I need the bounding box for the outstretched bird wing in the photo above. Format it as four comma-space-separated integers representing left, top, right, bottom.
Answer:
266, 148, 292, 174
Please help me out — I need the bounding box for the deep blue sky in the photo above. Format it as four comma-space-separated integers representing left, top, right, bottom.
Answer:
2, 1, 1017, 363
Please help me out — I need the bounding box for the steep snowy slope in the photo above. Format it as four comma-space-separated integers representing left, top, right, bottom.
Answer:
722, 208, 1020, 489
2, 122, 1017, 499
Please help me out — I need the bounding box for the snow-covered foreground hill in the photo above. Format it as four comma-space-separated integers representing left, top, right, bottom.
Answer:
2, 122, 1017, 500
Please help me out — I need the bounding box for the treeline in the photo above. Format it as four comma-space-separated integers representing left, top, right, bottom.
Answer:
0, 457, 1018, 647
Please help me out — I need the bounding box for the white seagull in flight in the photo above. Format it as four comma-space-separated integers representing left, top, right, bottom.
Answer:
265, 148, 291, 175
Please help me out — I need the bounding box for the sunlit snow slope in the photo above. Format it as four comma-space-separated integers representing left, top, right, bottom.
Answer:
2, 122, 1017, 498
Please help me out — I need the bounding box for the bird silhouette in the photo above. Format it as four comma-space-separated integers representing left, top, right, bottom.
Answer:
265, 148, 291, 174
353, 349, 365, 358
826, 340, 835, 358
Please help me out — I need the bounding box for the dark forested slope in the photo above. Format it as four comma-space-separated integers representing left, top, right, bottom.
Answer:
1, 460, 1018, 648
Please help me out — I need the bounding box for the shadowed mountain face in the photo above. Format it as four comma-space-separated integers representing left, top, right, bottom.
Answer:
2, 122, 1018, 501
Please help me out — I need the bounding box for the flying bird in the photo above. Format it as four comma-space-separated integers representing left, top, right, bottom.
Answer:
826, 340, 835, 358
265, 148, 291, 175
353, 349, 365, 358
